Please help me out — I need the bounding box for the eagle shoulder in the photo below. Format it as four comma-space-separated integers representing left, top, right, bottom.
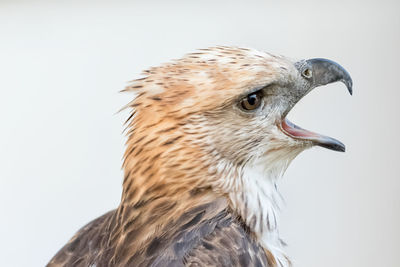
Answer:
47, 210, 115, 267
47, 202, 270, 267
144, 203, 270, 267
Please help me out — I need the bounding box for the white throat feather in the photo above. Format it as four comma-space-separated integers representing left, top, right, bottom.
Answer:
211, 147, 304, 267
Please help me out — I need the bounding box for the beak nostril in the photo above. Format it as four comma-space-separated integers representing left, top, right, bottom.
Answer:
302, 68, 312, 79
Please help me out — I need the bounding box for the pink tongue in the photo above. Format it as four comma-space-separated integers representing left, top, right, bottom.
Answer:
281, 118, 320, 139
280, 118, 346, 152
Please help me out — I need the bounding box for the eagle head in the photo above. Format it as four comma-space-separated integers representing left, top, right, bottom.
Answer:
121, 46, 352, 265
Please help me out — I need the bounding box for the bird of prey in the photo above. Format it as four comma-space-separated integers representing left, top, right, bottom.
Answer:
47, 46, 352, 267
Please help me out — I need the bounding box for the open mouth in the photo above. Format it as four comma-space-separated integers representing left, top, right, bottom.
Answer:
280, 117, 346, 152
277, 58, 353, 152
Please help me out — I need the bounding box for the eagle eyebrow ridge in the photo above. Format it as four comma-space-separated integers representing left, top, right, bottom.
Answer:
239, 83, 275, 99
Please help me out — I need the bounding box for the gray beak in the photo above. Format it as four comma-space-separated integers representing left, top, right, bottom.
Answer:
296, 58, 353, 95
283, 58, 353, 152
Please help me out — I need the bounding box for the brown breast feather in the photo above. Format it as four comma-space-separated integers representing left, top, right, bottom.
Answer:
47, 200, 271, 267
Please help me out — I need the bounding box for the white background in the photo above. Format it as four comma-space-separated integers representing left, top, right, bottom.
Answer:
1, 1, 399, 266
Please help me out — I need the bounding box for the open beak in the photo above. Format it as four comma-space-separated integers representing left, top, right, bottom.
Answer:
280, 58, 353, 152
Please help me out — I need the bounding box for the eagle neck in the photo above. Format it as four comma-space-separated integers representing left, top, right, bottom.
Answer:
214, 160, 291, 267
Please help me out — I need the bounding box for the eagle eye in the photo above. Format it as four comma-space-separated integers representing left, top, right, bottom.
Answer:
240, 91, 263, 111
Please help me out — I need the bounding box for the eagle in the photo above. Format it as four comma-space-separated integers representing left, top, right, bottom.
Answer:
47, 46, 352, 267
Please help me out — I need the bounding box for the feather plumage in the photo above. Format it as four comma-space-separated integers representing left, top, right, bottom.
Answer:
48, 46, 351, 267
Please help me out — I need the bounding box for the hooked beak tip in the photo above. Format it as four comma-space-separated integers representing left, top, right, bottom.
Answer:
344, 78, 353, 95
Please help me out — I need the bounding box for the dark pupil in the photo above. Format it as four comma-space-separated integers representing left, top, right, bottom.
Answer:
247, 94, 257, 105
